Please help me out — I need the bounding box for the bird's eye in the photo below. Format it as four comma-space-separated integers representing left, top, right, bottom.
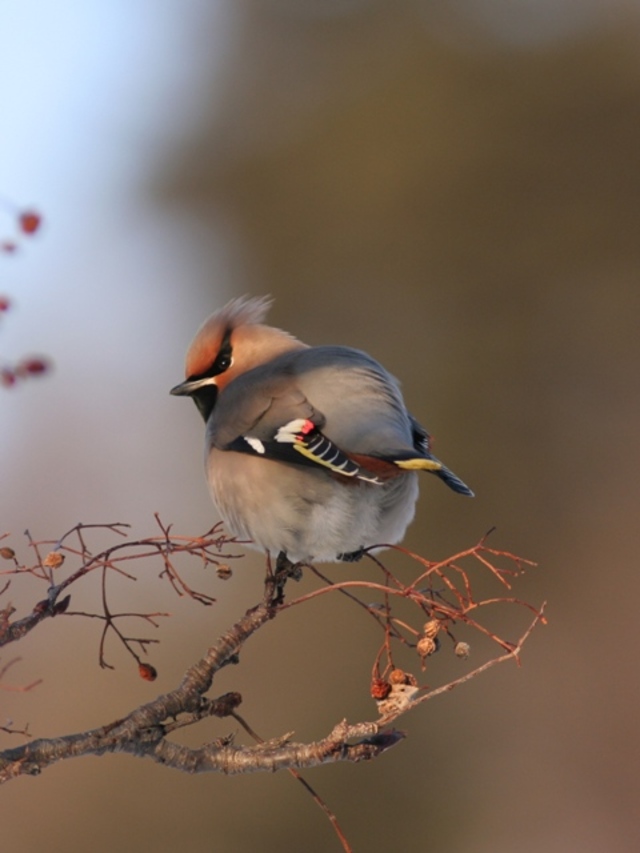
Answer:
208, 330, 233, 376
215, 352, 232, 373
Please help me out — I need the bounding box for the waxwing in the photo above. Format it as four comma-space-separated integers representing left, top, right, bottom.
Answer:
171, 297, 473, 564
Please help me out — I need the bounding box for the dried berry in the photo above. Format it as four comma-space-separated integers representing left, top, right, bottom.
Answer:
15, 357, 50, 377
18, 210, 42, 235
43, 551, 65, 569
455, 642, 471, 659
0, 546, 16, 560
138, 662, 158, 682
416, 636, 437, 659
389, 668, 418, 687
389, 668, 406, 685
423, 619, 441, 639
370, 678, 392, 700
0, 369, 16, 387
216, 564, 232, 580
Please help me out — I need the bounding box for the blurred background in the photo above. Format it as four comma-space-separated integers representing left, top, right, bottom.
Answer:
1, 1, 639, 851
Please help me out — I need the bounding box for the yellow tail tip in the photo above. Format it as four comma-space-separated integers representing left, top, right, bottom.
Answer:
395, 458, 443, 472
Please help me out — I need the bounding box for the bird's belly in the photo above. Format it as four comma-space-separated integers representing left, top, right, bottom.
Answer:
206, 451, 418, 563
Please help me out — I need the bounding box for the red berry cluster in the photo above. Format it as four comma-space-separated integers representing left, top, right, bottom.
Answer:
1, 202, 51, 388
1, 207, 42, 253
1, 357, 51, 387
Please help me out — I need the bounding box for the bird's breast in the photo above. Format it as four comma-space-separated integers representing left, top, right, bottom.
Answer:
205, 448, 418, 562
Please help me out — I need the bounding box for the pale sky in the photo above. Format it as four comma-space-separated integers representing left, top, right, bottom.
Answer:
0, 1, 236, 535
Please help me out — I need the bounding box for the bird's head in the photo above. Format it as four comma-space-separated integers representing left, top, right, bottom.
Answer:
170, 296, 304, 421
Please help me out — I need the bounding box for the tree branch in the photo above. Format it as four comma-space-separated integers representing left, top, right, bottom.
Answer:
0, 526, 543, 789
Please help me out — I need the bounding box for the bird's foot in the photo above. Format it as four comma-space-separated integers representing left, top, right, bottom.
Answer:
337, 548, 366, 563
270, 552, 303, 606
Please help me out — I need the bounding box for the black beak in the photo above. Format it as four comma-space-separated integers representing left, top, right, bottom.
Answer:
170, 377, 218, 422
170, 376, 212, 396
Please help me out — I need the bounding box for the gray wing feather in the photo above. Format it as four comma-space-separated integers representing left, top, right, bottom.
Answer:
209, 346, 414, 456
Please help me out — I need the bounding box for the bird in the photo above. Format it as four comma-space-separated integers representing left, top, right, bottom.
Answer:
171, 296, 473, 565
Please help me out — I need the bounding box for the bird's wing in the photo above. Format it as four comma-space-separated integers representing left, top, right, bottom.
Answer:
226, 415, 386, 484
211, 348, 473, 494
226, 408, 472, 492
211, 368, 399, 484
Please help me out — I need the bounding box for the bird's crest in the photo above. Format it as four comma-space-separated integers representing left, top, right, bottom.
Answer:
184, 296, 273, 379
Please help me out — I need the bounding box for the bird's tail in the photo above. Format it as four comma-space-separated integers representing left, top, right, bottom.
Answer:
395, 456, 474, 497
432, 463, 474, 497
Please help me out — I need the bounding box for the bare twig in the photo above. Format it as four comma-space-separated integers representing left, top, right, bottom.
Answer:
0, 657, 42, 692
0, 522, 543, 853
232, 710, 354, 853
0, 522, 246, 674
